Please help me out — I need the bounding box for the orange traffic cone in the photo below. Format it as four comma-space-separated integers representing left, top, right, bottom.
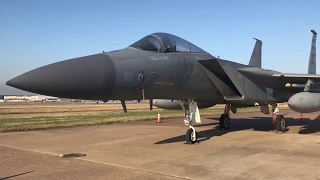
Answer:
156, 112, 162, 123
300, 113, 304, 122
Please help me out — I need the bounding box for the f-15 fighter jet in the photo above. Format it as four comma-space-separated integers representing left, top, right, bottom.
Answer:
6, 30, 318, 144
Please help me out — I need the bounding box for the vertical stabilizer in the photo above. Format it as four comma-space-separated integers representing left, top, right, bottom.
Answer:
308, 29, 317, 74
249, 38, 262, 68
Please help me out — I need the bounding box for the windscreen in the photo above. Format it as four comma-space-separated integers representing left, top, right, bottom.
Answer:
129, 36, 162, 52
153, 33, 206, 53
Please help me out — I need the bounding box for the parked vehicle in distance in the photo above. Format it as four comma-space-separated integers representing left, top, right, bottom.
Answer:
71, 99, 83, 102
44, 98, 60, 102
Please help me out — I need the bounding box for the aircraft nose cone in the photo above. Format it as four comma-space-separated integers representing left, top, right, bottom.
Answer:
6, 54, 116, 100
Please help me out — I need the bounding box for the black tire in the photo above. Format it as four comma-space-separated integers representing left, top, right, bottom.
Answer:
219, 114, 225, 129
220, 114, 231, 129
224, 115, 231, 129
276, 115, 286, 133
185, 128, 197, 144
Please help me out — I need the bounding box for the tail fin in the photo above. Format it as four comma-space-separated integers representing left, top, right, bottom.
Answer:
308, 29, 317, 74
249, 38, 262, 68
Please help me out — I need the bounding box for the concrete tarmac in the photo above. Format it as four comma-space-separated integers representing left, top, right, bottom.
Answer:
1, 110, 320, 180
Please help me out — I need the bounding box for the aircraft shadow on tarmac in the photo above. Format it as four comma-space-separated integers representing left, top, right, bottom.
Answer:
0, 171, 34, 180
154, 115, 320, 144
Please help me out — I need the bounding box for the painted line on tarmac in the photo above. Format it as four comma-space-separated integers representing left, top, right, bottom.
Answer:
80, 158, 192, 180
0, 144, 61, 156
0, 144, 191, 180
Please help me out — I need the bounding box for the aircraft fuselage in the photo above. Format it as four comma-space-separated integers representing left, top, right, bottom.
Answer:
107, 47, 225, 102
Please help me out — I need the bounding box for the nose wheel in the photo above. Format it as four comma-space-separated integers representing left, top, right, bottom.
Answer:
180, 100, 199, 144
185, 127, 197, 144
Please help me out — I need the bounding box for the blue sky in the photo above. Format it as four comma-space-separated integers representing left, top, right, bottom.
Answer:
1, 0, 319, 94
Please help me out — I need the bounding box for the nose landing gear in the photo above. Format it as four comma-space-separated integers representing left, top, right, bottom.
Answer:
180, 100, 200, 144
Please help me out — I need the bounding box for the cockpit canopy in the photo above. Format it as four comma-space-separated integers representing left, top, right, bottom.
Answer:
129, 32, 206, 53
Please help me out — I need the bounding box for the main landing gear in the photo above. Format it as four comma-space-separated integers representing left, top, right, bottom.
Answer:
272, 104, 286, 133
181, 100, 198, 144
220, 104, 231, 129
218, 103, 287, 133
180, 101, 286, 144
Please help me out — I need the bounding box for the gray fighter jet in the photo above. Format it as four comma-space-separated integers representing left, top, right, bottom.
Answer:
6, 30, 318, 144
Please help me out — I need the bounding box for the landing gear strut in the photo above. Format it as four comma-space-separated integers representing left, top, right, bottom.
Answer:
272, 104, 286, 133
220, 104, 231, 129
181, 100, 198, 144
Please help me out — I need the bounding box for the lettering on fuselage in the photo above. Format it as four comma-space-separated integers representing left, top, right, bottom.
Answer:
149, 56, 169, 61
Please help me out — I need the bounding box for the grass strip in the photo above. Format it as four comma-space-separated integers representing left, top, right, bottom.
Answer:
0, 107, 269, 133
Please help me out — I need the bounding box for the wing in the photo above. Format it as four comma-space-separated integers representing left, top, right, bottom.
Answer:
273, 73, 320, 92
273, 73, 320, 79
238, 67, 320, 92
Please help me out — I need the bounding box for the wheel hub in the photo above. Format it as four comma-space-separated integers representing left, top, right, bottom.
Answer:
224, 116, 230, 127
281, 118, 285, 130
191, 131, 196, 141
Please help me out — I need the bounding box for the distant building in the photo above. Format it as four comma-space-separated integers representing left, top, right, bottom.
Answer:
36, 94, 60, 102
4, 95, 38, 102
3, 95, 60, 102
0, 94, 118, 103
